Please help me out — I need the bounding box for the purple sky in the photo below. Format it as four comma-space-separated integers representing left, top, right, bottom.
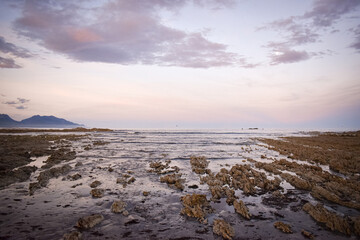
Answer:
0, 0, 359, 129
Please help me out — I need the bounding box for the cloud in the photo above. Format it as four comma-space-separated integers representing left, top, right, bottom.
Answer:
0, 56, 21, 68
303, 0, 360, 27
2, 97, 30, 110
11, 0, 254, 68
349, 25, 360, 52
270, 48, 310, 65
262, 0, 360, 64
0, 36, 33, 68
0, 36, 32, 58
16, 105, 27, 110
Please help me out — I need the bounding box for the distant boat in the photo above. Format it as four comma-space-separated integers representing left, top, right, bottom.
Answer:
248, 128, 259, 130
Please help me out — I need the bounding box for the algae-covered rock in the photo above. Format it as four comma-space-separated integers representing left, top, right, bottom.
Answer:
233, 200, 251, 220
280, 173, 312, 191
274, 221, 292, 233
180, 193, 213, 223
190, 156, 209, 174
111, 200, 127, 214
90, 188, 105, 198
90, 180, 101, 188
213, 219, 235, 240
160, 173, 184, 191
303, 202, 351, 235
301, 229, 314, 239
63, 231, 82, 240
29, 164, 72, 195
76, 214, 104, 229
68, 173, 82, 181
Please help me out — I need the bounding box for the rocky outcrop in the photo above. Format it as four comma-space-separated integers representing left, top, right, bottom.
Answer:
111, 200, 128, 216
42, 148, 76, 169
149, 160, 179, 175
280, 173, 312, 191
190, 156, 210, 174
160, 173, 184, 191
90, 180, 101, 188
274, 221, 292, 233
311, 186, 360, 210
63, 231, 82, 240
90, 188, 105, 198
303, 203, 351, 235
29, 164, 72, 195
213, 219, 235, 240
233, 200, 251, 219
180, 194, 213, 223
76, 214, 104, 229
301, 229, 314, 239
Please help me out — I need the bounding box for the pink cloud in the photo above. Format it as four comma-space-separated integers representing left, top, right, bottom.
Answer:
11, 0, 254, 68
67, 28, 102, 43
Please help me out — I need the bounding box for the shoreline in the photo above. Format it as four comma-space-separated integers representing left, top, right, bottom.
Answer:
0, 130, 359, 239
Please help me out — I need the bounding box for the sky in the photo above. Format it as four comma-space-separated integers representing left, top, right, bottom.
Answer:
0, 0, 359, 129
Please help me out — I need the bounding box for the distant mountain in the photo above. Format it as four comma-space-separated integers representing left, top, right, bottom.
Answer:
0, 114, 19, 127
0, 114, 82, 128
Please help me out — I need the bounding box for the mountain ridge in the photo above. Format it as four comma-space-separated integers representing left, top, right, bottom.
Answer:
0, 114, 82, 128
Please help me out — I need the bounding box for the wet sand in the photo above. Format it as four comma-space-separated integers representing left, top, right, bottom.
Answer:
0, 129, 359, 239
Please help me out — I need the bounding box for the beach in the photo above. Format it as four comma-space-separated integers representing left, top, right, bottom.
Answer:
0, 129, 359, 239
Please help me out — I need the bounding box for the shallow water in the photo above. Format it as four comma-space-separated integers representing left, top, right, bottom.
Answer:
0, 129, 358, 239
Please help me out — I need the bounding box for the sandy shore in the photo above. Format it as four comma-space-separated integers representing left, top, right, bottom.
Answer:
0, 129, 359, 239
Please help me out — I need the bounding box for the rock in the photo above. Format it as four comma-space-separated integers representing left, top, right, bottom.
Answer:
301, 229, 314, 239
76, 214, 104, 229
233, 200, 251, 219
75, 162, 83, 167
213, 219, 235, 240
303, 202, 351, 235
63, 231, 82, 240
311, 186, 360, 210
188, 184, 199, 189
149, 161, 173, 174
127, 177, 136, 184
42, 148, 76, 169
143, 191, 150, 196
352, 216, 360, 236
180, 193, 213, 223
29, 164, 72, 195
274, 221, 292, 233
111, 200, 127, 214
224, 187, 237, 205
68, 173, 82, 181
280, 173, 312, 190
90, 180, 102, 188
160, 174, 184, 191
190, 156, 209, 174
90, 188, 105, 198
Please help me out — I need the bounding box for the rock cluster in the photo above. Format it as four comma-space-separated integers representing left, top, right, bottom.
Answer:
29, 164, 72, 195
190, 156, 210, 174
111, 200, 129, 216
213, 219, 234, 240
149, 160, 179, 174
42, 148, 76, 169
303, 202, 353, 236
180, 194, 213, 223
160, 173, 185, 191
